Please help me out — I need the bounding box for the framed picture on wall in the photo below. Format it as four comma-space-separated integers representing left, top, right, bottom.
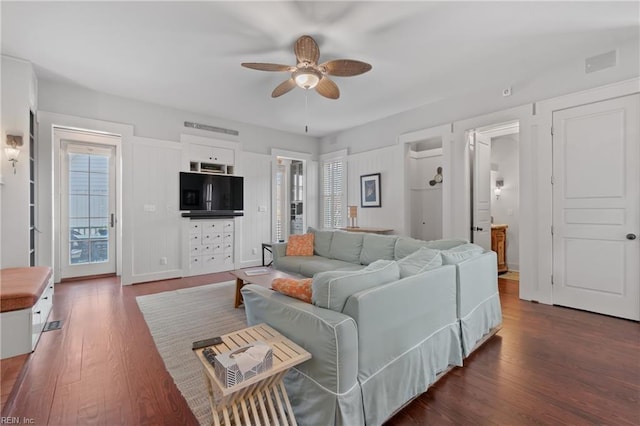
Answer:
360, 173, 381, 207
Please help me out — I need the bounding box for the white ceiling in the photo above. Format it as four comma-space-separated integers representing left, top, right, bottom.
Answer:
2, 1, 638, 137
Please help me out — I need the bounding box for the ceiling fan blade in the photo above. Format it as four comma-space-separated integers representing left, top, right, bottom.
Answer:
241, 62, 294, 72
315, 77, 340, 99
294, 35, 320, 65
271, 78, 297, 98
320, 59, 372, 77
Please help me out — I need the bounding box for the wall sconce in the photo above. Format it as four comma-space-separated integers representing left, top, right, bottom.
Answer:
495, 178, 504, 199
348, 205, 359, 228
5, 135, 23, 174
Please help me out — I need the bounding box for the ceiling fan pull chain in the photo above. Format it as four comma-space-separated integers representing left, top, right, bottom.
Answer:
305, 92, 309, 133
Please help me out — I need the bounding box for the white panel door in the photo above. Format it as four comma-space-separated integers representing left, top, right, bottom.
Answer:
472, 133, 492, 250
552, 94, 639, 320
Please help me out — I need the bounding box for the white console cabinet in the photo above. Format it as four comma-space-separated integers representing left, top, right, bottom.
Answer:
187, 218, 236, 275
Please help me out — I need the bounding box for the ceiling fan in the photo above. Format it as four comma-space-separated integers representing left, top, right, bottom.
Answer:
241, 35, 372, 99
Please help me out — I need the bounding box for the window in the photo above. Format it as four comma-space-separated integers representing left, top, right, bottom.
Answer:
321, 157, 346, 229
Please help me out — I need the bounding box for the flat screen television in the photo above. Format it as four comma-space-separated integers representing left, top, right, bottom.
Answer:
179, 172, 244, 213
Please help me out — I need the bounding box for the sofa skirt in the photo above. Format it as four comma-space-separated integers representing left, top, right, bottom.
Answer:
460, 291, 502, 357
359, 321, 463, 426
284, 367, 365, 426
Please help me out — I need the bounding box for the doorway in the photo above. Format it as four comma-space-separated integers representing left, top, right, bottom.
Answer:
469, 121, 520, 274
272, 155, 306, 242
407, 138, 443, 240
56, 128, 120, 279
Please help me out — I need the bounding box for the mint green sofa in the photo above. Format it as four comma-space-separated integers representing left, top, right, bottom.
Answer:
242, 229, 502, 425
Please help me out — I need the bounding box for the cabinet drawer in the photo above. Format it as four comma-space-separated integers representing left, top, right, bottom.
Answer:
190, 144, 234, 165
190, 256, 203, 268
203, 232, 223, 243
203, 255, 223, 266
189, 222, 203, 235
202, 221, 222, 232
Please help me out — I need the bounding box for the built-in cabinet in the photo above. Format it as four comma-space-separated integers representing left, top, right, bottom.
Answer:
182, 136, 241, 276
189, 143, 235, 175
29, 110, 36, 266
187, 218, 235, 275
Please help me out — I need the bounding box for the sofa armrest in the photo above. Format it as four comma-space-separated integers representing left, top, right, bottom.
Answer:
241, 284, 358, 396
456, 251, 500, 318
342, 265, 460, 379
271, 242, 288, 263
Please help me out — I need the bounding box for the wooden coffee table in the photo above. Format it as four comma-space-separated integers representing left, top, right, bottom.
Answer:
230, 268, 303, 308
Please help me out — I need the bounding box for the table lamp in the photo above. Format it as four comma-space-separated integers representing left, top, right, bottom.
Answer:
348, 206, 358, 228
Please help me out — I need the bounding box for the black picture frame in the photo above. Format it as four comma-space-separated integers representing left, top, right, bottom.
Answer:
360, 173, 381, 207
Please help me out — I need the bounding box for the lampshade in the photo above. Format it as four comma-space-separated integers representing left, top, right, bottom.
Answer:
5, 146, 20, 162
348, 206, 357, 218
293, 69, 321, 89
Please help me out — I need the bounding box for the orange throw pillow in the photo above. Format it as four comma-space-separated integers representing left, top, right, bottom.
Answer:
272, 278, 313, 303
286, 233, 314, 256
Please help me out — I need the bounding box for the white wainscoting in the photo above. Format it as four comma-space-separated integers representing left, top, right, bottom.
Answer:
123, 137, 183, 284
238, 152, 273, 268
347, 145, 404, 235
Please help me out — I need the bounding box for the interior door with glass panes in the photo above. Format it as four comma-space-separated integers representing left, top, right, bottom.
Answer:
61, 142, 116, 278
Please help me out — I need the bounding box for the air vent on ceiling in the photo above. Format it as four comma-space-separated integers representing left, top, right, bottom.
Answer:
184, 121, 239, 136
585, 50, 617, 74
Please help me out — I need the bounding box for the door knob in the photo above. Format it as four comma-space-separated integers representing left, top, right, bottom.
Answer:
627, 233, 637, 240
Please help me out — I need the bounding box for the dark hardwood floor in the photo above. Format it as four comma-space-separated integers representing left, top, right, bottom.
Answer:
2, 274, 639, 425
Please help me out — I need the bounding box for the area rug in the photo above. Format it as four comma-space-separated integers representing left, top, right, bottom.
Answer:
136, 281, 247, 425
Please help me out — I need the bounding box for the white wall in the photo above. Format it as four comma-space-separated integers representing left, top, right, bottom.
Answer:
1, 56, 37, 268
238, 151, 273, 267
34, 79, 320, 283
490, 134, 519, 271
346, 146, 404, 234
125, 137, 183, 283
320, 38, 638, 304
409, 149, 443, 240
38, 80, 319, 157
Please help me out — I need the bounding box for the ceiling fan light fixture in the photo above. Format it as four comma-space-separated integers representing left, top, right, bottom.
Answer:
293, 69, 321, 89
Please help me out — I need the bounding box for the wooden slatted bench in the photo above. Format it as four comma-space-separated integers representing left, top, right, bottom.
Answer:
1, 267, 54, 359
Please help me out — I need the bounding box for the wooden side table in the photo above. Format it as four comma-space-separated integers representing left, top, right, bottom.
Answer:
195, 323, 311, 426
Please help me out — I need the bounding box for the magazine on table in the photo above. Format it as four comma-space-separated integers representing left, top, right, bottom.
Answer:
244, 268, 271, 276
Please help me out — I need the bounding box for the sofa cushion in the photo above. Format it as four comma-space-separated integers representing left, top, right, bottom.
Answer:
272, 277, 313, 303
308, 227, 334, 258
394, 237, 428, 260
329, 231, 364, 264
397, 247, 442, 278
425, 239, 469, 250
299, 257, 363, 277
286, 233, 314, 256
312, 260, 400, 312
441, 243, 484, 264
360, 233, 398, 265
274, 256, 305, 274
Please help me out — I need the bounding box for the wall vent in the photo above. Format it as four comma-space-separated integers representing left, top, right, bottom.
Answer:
184, 121, 239, 136
585, 50, 617, 74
